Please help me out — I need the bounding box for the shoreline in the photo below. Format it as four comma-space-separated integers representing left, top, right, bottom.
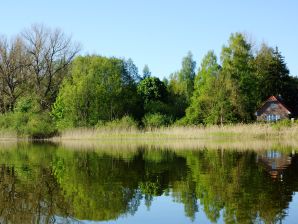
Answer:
0, 123, 297, 151
1, 123, 298, 141
52, 123, 298, 140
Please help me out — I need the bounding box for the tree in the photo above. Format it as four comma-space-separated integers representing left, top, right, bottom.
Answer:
209, 73, 235, 125
52, 55, 140, 128
22, 24, 80, 109
177, 51, 196, 103
0, 36, 29, 112
254, 45, 287, 100
124, 58, 141, 83
254, 44, 298, 110
142, 65, 151, 79
168, 52, 196, 119
185, 51, 220, 124
137, 77, 167, 103
220, 33, 257, 122
137, 77, 170, 116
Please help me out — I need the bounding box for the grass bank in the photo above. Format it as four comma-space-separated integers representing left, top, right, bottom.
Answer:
50, 123, 298, 151
1, 122, 298, 144
53, 123, 298, 141
0, 130, 18, 140
1, 123, 298, 151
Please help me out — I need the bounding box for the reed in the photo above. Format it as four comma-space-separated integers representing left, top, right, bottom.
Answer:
55, 123, 298, 141
0, 130, 18, 140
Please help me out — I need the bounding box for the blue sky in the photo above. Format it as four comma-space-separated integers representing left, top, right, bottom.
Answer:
1, 0, 297, 78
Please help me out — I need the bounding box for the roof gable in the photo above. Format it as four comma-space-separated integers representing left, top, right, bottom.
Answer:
256, 95, 292, 116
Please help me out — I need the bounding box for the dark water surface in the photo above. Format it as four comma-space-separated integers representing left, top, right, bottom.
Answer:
0, 143, 297, 224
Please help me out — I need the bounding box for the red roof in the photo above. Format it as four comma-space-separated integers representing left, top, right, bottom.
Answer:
256, 95, 292, 115
268, 96, 291, 113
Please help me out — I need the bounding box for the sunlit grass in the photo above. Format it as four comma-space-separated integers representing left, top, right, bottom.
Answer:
55, 123, 298, 141
0, 125, 298, 152
47, 123, 298, 151
0, 130, 18, 140
1, 123, 298, 152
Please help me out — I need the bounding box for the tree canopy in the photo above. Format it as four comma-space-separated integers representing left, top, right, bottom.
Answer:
52, 55, 141, 128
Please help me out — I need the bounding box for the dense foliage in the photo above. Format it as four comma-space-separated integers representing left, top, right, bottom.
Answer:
0, 26, 298, 137
184, 33, 298, 125
52, 56, 141, 128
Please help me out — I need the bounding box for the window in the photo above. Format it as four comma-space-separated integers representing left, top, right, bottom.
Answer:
266, 114, 281, 122
270, 103, 278, 109
266, 114, 273, 121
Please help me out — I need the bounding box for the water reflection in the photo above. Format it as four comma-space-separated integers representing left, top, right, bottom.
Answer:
257, 150, 294, 180
0, 143, 296, 223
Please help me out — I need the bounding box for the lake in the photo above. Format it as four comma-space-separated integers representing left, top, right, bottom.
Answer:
0, 142, 297, 224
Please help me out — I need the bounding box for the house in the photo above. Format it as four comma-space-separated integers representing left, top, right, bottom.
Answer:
255, 95, 292, 122
257, 150, 293, 180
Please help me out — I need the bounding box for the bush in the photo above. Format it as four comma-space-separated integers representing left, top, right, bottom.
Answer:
272, 119, 292, 130
96, 116, 138, 130
0, 96, 57, 138
174, 117, 190, 126
144, 100, 172, 115
0, 113, 14, 130
0, 110, 56, 139
143, 113, 171, 128
24, 112, 57, 138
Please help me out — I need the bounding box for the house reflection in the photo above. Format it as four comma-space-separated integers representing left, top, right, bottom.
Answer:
257, 150, 295, 180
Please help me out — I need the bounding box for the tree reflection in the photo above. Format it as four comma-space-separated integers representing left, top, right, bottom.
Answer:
0, 144, 296, 223
176, 150, 297, 223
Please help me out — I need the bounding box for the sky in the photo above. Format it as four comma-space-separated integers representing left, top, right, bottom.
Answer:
1, 0, 297, 78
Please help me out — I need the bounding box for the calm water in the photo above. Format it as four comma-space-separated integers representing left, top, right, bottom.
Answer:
0, 143, 297, 224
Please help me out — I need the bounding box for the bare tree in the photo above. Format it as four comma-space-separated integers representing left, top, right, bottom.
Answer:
22, 24, 80, 109
0, 36, 29, 112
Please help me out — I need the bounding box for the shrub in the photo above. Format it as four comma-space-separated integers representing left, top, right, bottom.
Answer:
96, 116, 138, 130
272, 119, 292, 130
0, 96, 57, 138
143, 113, 171, 128
174, 117, 190, 126
144, 100, 172, 115
0, 110, 56, 139
0, 113, 14, 130
24, 112, 57, 138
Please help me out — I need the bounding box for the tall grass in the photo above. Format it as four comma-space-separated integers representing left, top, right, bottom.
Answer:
55, 123, 298, 141
0, 130, 18, 140
52, 123, 298, 152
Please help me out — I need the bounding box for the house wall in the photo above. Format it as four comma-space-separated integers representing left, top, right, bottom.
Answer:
256, 101, 290, 121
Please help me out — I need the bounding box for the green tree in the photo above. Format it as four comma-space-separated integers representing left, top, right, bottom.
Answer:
254, 44, 298, 110
124, 58, 141, 83
169, 52, 196, 103
168, 52, 196, 119
137, 77, 167, 103
179, 51, 196, 102
137, 77, 171, 117
220, 33, 257, 122
185, 51, 220, 124
142, 65, 151, 79
52, 55, 140, 128
255, 45, 287, 100
209, 74, 235, 125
